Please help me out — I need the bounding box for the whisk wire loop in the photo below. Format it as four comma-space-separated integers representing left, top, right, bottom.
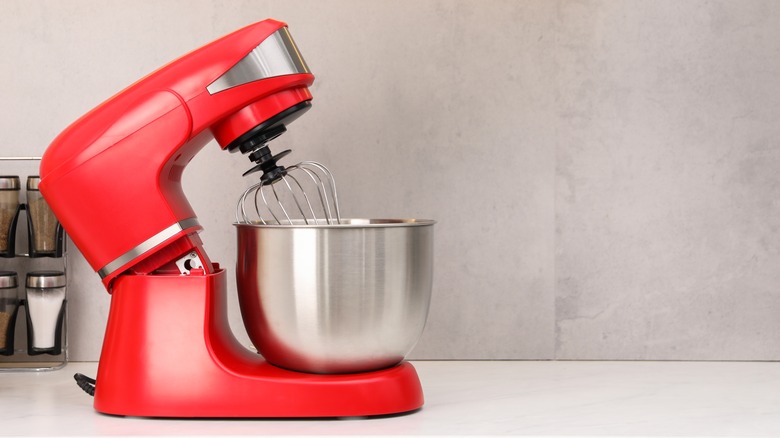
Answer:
299, 161, 341, 224
284, 172, 319, 225
236, 181, 264, 224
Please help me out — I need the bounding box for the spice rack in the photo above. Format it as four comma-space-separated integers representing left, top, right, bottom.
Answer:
0, 157, 68, 372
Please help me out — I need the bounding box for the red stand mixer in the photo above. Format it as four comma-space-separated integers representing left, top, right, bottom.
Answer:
39, 19, 427, 417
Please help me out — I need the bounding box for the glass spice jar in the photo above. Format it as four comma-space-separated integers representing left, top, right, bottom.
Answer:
25, 270, 66, 351
0, 176, 20, 255
26, 176, 60, 256
0, 271, 19, 353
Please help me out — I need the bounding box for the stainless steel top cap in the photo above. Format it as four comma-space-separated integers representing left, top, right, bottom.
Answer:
26, 271, 66, 289
26, 176, 41, 191
0, 176, 20, 190
0, 271, 18, 288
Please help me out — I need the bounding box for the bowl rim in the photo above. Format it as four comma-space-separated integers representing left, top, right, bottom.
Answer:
234, 218, 436, 229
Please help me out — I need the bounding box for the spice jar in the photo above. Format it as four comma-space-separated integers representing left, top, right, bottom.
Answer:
0, 176, 20, 256
0, 271, 19, 354
25, 271, 66, 353
26, 176, 60, 257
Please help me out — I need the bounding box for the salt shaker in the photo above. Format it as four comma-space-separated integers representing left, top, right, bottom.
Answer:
25, 270, 66, 352
26, 176, 60, 256
0, 271, 19, 354
0, 176, 20, 255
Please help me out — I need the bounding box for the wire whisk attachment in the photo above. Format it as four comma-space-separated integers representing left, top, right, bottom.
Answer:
236, 161, 341, 225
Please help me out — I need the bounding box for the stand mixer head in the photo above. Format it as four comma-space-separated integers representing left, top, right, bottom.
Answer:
39, 19, 316, 287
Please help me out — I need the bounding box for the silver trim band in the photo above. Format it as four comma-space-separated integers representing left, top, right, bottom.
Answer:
207, 27, 310, 94
98, 218, 201, 279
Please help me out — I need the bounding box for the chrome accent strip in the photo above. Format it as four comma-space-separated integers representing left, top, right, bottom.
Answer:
98, 218, 201, 279
207, 27, 310, 94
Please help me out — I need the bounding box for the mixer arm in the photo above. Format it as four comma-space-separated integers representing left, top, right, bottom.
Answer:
39, 19, 315, 289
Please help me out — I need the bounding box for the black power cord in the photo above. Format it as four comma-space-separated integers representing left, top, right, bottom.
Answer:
73, 373, 96, 396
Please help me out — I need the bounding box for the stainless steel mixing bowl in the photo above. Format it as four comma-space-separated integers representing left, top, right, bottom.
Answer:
235, 219, 435, 374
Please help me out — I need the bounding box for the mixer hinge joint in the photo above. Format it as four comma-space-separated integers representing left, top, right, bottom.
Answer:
175, 251, 205, 275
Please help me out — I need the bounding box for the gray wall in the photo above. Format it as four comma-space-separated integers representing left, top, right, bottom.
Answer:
1, 0, 779, 361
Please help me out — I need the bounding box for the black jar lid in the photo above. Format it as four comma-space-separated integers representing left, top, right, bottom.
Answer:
26, 271, 66, 289
0, 176, 20, 191
0, 271, 18, 289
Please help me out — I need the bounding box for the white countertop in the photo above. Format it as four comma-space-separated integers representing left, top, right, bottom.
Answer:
1, 361, 779, 436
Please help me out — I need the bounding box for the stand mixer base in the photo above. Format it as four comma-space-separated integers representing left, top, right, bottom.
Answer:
93, 268, 424, 417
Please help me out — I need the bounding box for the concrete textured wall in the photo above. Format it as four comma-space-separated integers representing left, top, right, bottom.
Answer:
1, 0, 779, 361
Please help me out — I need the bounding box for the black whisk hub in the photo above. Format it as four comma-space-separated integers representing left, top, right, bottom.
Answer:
242, 146, 291, 183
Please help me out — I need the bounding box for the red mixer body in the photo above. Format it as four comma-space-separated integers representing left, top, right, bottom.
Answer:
37, 19, 425, 417
95, 268, 423, 417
